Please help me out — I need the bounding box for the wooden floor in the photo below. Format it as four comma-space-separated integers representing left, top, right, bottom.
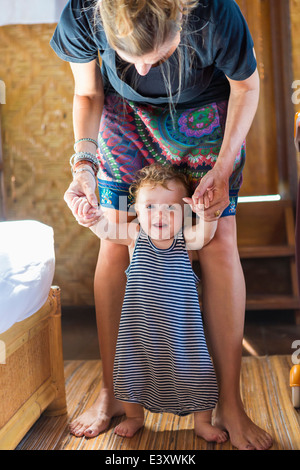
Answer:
16, 355, 300, 451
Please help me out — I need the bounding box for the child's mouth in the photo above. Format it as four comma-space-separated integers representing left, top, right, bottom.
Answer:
153, 223, 167, 229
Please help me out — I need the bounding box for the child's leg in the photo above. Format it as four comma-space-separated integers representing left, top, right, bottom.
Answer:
114, 402, 144, 438
194, 410, 228, 443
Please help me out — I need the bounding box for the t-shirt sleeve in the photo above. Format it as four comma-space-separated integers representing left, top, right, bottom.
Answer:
213, 0, 257, 80
50, 0, 99, 63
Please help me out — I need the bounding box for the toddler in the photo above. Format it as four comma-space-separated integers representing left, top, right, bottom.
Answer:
81, 164, 227, 443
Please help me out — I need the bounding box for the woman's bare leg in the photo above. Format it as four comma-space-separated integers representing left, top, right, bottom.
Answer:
70, 210, 131, 437
197, 216, 273, 450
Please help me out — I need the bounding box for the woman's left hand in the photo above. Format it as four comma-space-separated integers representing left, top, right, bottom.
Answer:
192, 164, 230, 220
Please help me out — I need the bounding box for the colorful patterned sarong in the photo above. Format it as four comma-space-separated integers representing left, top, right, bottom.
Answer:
97, 95, 245, 217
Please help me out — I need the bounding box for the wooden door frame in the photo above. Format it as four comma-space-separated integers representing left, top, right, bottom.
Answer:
269, 0, 298, 206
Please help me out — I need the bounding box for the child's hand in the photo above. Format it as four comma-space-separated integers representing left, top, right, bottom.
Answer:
203, 187, 214, 209
182, 197, 205, 218
71, 196, 103, 227
192, 166, 229, 220
183, 186, 214, 214
64, 167, 99, 226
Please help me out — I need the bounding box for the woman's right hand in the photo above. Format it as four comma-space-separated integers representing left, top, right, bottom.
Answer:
64, 170, 101, 227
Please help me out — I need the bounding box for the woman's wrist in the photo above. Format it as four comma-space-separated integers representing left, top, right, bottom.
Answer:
70, 151, 100, 177
74, 137, 98, 155
214, 152, 235, 179
72, 164, 96, 181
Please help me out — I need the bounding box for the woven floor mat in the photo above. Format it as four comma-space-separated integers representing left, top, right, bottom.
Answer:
17, 355, 300, 450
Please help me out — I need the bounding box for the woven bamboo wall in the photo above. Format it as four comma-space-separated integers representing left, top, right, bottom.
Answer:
0, 24, 99, 306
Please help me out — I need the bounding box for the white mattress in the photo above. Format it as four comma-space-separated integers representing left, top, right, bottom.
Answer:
0, 0, 67, 26
0, 220, 55, 334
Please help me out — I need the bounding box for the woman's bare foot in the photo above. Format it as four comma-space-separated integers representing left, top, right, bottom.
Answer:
114, 417, 144, 438
214, 400, 273, 450
69, 389, 124, 438
194, 410, 228, 443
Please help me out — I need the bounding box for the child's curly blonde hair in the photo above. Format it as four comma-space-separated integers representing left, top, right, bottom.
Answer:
129, 163, 192, 202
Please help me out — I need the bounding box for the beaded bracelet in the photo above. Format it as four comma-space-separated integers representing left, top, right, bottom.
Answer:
70, 151, 99, 167
74, 137, 98, 151
72, 166, 96, 180
70, 152, 100, 173
73, 159, 98, 176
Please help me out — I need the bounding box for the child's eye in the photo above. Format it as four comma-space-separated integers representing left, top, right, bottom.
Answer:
167, 205, 176, 210
146, 204, 154, 210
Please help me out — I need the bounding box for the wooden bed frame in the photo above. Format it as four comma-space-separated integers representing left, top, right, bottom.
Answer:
0, 286, 67, 450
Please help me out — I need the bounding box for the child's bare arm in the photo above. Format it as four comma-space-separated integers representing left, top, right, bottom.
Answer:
182, 197, 218, 250
79, 198, 139, 246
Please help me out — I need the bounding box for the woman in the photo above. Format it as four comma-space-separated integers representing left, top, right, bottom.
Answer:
50, 0, 273, 450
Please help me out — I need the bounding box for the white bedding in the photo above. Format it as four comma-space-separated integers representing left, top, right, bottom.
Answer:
0, 0, 67, 26
0, 220, 55, 334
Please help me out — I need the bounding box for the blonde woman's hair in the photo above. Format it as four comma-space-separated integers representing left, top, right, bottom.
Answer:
96, 0, 197, 56
129, 163, 192, 202
95, 0, 199, 120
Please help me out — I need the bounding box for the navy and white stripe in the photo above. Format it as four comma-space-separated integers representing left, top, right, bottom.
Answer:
113, 229, 218, 416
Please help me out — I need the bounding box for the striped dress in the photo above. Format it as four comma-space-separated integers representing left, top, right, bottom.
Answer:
113, 229, 219, 416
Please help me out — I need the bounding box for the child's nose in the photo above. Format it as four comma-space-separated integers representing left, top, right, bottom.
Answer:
159, 210, 170, 222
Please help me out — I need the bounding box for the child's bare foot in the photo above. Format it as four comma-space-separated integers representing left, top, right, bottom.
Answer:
114, 417, 144, 438
194, 411, 228, 443
69, 389, 124, 438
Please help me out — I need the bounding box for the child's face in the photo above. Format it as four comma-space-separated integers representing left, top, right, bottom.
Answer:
135, 180, 187, 241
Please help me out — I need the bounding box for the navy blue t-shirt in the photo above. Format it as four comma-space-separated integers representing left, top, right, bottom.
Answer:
50, 0, 257, 107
